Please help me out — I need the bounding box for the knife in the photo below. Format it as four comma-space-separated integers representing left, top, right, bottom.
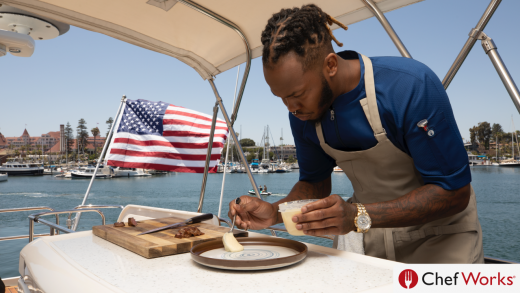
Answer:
137, 213, 214, 236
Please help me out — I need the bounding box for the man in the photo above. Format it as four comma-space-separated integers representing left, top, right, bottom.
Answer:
229, 4, 483, 263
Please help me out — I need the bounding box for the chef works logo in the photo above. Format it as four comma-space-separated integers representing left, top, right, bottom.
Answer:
398, 269, 418, 289
394, 265, 520, 292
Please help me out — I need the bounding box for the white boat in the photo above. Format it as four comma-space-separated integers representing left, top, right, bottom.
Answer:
112, 167, 151, 177
0, 159, 44, 176
499, 117, 520, 167
2, 1, 517, 292
248, 189, 272, 196
333, 166, 343, 172
70, 167, 111, 179
291, 162, 300, 169
498, 159, 520, 167
0, 173, 7, 182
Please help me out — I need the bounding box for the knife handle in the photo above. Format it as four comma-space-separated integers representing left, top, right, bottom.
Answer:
189, 213, 213, 224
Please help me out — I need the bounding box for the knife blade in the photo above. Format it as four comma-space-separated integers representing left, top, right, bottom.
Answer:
137, 213, 213, 236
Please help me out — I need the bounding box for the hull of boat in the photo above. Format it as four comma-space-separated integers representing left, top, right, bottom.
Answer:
71, 173, 110, 179
275, 169, 286, 173
0, 168, 44, 176
499, 163, 520, 167
248, 190, 271, 195
0, 174, 7, 182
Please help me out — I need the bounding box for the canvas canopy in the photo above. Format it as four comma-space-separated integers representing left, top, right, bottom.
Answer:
1, 0, 422, 79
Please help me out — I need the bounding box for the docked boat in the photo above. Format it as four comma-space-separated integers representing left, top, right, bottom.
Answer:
112, 167, 151, 177
70, 167, 111, 179
1, 0, 518, 292
291, 162, 300, 169
0, 160, 44, 176
0, 173, 7, 182
498, 159, 520, 167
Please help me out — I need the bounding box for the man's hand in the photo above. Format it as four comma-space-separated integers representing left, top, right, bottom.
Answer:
292, 194, 357, 236
228, 196, 278, 230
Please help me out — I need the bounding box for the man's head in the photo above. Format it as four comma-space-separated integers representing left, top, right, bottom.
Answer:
261, 4, 347, 122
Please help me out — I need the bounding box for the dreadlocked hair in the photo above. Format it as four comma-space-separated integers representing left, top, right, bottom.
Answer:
261, 4, 348, 70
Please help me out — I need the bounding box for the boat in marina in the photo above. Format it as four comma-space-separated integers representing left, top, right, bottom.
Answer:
499, 117, 520, 167
112, 167, 151, 177
70, 166, 111, 179
1, 0, 519, 291
0, 173, 7, 182
0, 159, 44, 176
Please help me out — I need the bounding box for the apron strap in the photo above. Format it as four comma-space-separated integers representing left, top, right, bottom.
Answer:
315, 122, 327, 147
393, 223, 479, 242
360, 55, 386, 142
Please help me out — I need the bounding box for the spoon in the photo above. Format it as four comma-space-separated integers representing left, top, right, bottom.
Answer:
230, 197, 241, 233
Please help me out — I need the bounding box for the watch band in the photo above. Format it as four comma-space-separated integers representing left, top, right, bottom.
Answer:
354, 203, 371, 233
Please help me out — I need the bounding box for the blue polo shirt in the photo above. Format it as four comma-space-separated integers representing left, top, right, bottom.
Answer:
290, 51, 470, 191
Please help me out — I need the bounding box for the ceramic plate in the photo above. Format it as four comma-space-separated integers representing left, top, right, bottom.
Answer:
190, 237, 307, 270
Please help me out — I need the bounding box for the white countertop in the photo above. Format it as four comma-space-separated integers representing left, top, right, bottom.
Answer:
21, 231, 397, 293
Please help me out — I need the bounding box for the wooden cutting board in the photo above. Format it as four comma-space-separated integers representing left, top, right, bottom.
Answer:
92, 216, 248, 259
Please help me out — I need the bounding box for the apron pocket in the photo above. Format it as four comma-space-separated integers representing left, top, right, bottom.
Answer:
393, 223, 478, 243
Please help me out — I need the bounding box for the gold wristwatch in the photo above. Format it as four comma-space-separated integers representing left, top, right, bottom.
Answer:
354, 203, 372, 233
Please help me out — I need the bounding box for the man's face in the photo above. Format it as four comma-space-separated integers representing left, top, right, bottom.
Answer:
264, 53, 334, 122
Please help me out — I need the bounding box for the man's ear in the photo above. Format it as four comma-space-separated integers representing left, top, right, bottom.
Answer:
323, 53, 338, 78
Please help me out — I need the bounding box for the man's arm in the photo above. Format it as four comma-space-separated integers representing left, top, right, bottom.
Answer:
295, 183, 470, 236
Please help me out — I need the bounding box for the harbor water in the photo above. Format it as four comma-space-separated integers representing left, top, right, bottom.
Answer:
1, 167, 519, 277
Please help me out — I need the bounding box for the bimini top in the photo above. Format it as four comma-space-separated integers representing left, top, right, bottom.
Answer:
1, 0, 422, 79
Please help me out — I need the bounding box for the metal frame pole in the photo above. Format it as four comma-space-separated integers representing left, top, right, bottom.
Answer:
178, 0, 251, 125
72, 95, 126, 230
442, 0, 502, 89
208, 79, 261, 198
197, 102, 220, 213
361, 0, 412, 58
480, 34, 520, 114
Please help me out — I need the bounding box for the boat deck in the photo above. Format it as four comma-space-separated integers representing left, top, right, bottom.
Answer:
5, 286, 18, 293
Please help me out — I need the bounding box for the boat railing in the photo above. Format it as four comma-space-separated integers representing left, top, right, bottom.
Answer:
67, 205, 124, 229
28, 209, 106, 242
0, 207, 59, 242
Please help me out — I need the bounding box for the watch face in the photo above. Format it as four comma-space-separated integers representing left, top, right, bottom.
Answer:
357, 214, 371, 230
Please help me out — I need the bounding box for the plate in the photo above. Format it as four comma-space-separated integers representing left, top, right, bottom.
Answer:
190, 237, 307, 270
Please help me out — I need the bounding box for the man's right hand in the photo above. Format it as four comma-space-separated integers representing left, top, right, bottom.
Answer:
228, 196, 278, 230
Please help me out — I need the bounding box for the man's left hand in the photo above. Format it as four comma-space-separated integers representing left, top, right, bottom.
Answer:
293, 194, 357, 236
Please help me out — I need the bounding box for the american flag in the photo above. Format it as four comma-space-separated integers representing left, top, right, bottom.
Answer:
106, 99, 228, 173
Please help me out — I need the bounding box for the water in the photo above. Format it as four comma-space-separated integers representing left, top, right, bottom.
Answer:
0, 167, 519, 277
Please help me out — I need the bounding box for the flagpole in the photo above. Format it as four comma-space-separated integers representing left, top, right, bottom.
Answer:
197, 101, 220, 213
72, 95, 126, 231
208, 79, 261, 199
218, 65, 240, 218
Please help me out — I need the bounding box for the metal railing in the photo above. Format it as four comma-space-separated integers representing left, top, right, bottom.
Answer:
0, 207, 58, 242
68, 205, 124, 230
28, 209, 106, 242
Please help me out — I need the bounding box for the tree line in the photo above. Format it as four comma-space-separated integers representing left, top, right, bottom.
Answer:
63, 117, 113, 158
469, 121, 520, 150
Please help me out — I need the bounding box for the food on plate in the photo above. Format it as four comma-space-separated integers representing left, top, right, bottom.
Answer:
174, 226, 204, 238
222, 232, 244, 252
128, 217, 138, 227
113, 222, 125, 227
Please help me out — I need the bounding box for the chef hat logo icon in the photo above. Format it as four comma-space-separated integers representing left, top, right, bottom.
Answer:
398, 269, 418, 289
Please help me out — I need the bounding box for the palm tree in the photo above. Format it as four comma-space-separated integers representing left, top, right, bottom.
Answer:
91, 127, 100, 157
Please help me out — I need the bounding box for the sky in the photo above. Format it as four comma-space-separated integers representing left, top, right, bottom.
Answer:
1, 0, 520, 146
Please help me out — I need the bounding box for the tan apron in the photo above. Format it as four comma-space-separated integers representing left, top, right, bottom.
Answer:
316, 55, 484, 264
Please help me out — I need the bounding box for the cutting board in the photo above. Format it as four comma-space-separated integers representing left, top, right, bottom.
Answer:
92, 216, 248, 259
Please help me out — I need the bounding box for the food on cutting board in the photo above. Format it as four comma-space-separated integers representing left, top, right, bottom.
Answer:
175, 226, 204, 238
113, 222, 125, 227
222, 232, 244, 252
128, 217, 138, 227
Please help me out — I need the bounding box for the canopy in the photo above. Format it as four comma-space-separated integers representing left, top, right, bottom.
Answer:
1, 0, 422, 79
